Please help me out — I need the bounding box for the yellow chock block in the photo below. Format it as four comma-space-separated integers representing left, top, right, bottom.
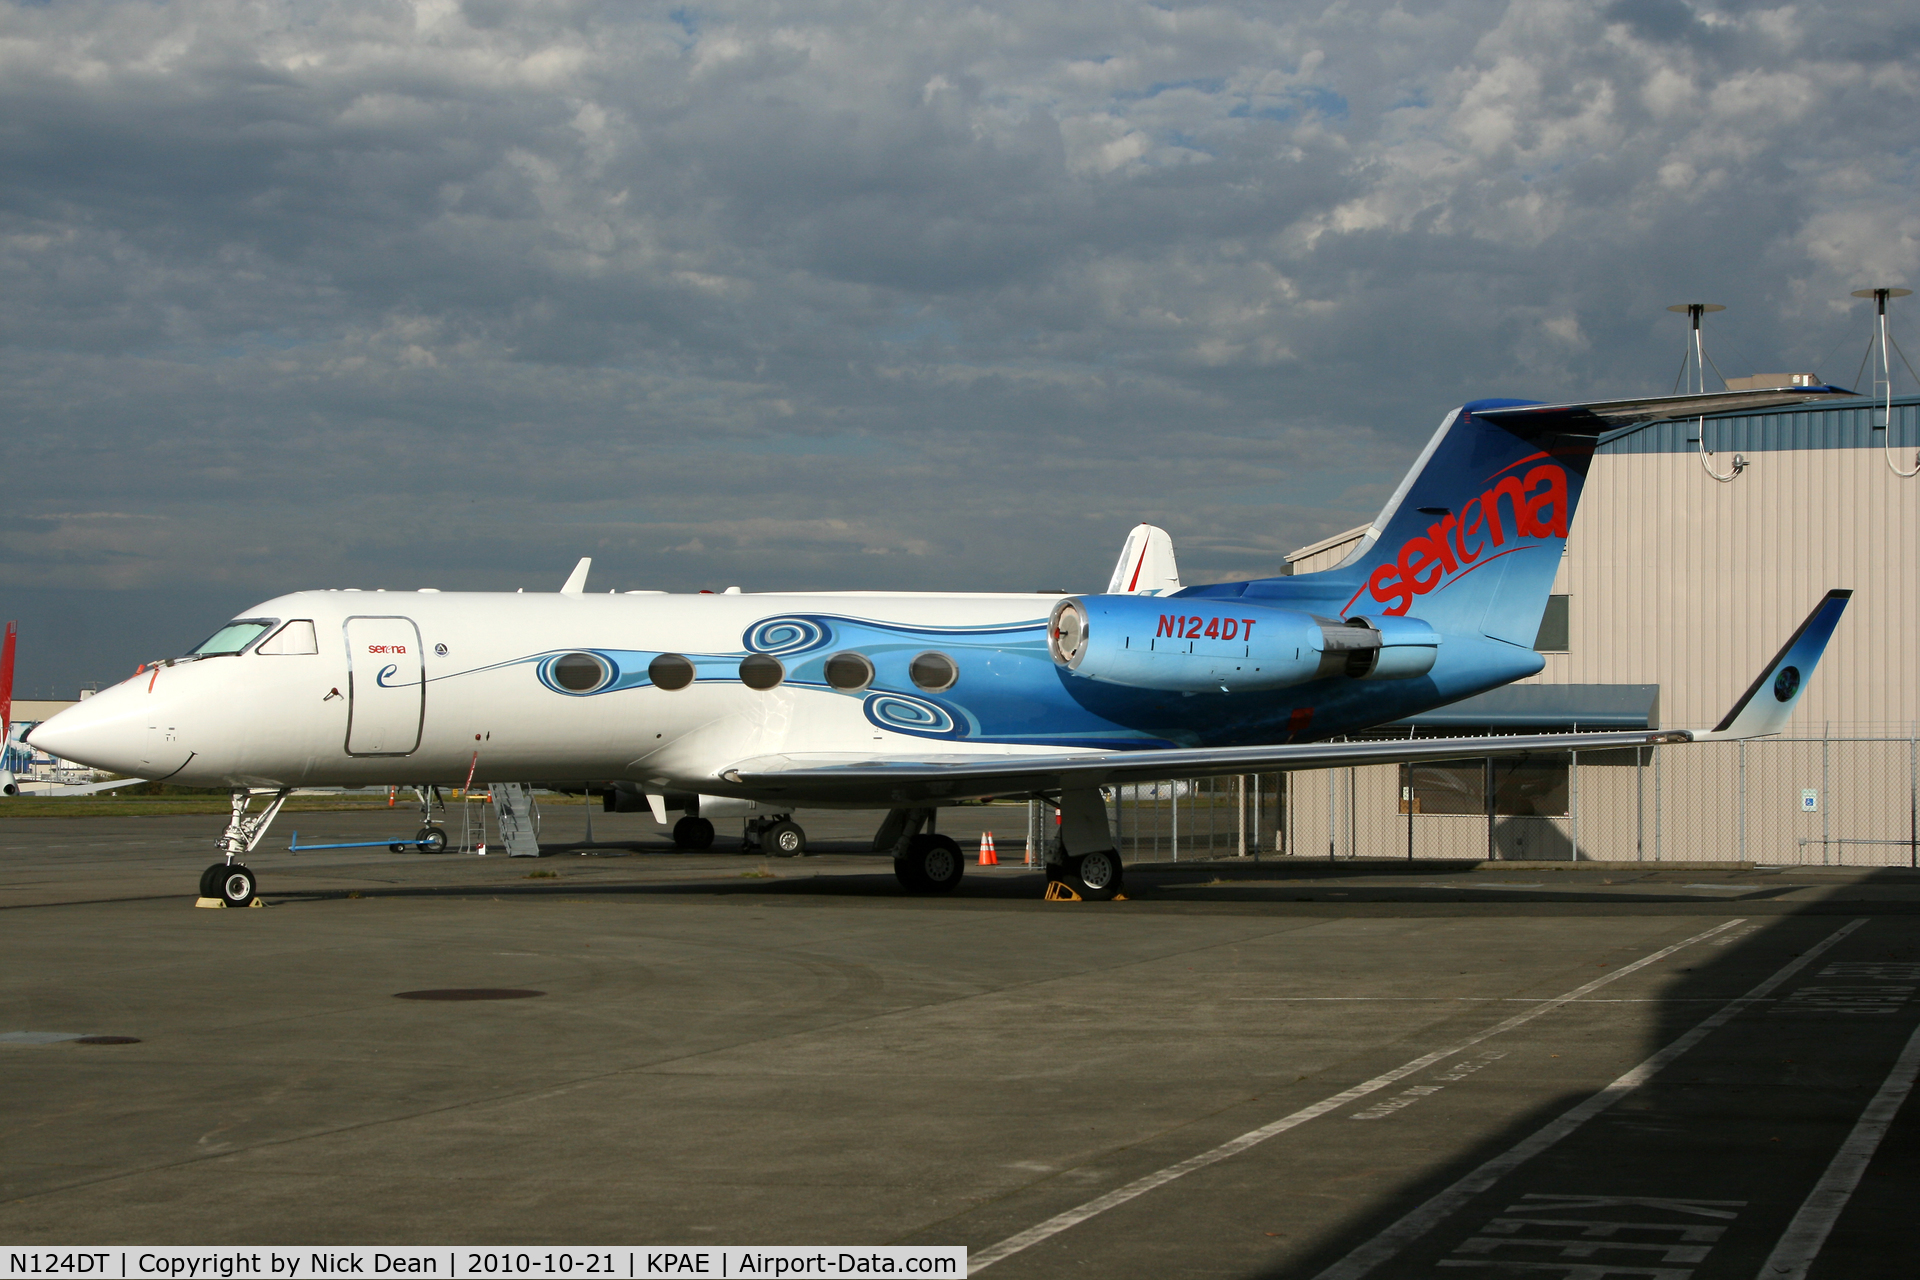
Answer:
1044, 881, 1082, 902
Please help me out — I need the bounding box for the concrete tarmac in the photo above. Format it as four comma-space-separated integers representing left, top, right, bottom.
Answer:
3, 806, 1918, 1278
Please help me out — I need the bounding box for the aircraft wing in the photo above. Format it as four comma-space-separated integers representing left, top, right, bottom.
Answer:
722, 728, 1686, 805
723, 587, 1850, 805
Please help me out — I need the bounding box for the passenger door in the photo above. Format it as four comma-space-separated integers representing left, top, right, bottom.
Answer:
344, 616, 424, 756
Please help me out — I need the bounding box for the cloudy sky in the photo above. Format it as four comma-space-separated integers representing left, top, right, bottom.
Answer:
2, 0, 1915, 693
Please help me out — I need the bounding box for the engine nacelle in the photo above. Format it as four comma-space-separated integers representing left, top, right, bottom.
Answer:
1047, 597, 1438, 693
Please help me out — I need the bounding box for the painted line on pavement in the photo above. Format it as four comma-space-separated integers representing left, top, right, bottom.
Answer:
970, 918, 1746, 1273
1310, 917, 1868, 1280
1757, 1009, 1920, 1278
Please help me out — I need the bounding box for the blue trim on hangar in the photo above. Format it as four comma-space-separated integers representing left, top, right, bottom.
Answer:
1600, 393, 1920, 455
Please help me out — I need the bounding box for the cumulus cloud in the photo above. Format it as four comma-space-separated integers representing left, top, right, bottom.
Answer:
1, 0, 1915, 683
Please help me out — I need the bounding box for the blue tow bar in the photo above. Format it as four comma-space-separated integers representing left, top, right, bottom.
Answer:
288, 831, 425, 852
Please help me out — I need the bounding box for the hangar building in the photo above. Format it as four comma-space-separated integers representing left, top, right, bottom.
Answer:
1270, 390, 1920, 865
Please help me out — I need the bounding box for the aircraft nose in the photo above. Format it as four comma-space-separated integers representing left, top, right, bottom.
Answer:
26, 679, 167, 777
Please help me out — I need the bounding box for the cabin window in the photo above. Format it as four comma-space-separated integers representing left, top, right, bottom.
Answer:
255, 620, 318, 655
187, 618, 277, 657
824, 651, 874, 691
740, 653, 786, 690
649, 653, 695, 690
909, 651, 958, 693
552, 652, 609, 692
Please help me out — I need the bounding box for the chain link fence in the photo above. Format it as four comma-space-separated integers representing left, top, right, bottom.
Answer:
1086, 726, 1920, 866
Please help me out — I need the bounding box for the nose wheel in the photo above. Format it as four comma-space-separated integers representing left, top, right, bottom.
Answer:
199, 862, 257, 906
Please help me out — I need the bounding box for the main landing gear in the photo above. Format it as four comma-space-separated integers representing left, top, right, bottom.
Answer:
876, 808, 964, 894
673, 816, 716, 850
1042, 788, 1125, 902
200, 787, 292, 907
747, 814, 807, 857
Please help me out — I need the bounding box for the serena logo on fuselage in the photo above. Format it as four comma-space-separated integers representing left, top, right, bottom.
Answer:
1365, 462, 1571, 615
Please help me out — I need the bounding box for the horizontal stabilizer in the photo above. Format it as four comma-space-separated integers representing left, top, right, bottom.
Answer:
1473, 386, 1856, 435
1106, 524, 1182, 596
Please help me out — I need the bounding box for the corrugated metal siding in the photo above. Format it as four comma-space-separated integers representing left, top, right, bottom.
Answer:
1530, 444, 1919, 730
1600, 396, 1920, 454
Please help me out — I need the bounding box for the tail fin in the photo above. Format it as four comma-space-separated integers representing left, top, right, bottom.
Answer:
1106, 524, 1182, 596
1, 621, 14, 745
1287, 387, 1857, 643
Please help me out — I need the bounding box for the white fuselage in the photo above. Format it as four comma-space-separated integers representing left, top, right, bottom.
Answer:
32, 588, 1073, 802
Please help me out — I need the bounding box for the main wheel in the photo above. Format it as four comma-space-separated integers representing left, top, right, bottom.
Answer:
416, 828, 448, 854
674, 816, 716, 850
216, 863, 257, 907
198, 863, 228, 898
895, 833, 965, 894
1061, 849, 1124, 902
763, 820, 807, 858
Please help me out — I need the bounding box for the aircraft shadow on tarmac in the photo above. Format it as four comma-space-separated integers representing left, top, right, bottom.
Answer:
1258, 888, 1920, 1280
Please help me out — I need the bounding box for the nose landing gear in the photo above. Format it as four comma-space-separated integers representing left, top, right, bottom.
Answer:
200, 787, 291, 906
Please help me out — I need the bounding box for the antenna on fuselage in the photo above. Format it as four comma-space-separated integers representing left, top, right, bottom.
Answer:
1667, 302, 1742, 482
1850, 287, 1917, 477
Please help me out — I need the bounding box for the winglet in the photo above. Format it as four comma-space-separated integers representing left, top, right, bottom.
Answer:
560, 558, 592, 595
1698, 590, 1852, 739
1106, 524, 1182, 596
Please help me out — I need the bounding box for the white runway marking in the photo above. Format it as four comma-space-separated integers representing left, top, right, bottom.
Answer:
1308, 918, 1867, 1280
1756, 1012, 1920, 1279
969, 919, 1746, 1273
1231, 997, 1775, 1003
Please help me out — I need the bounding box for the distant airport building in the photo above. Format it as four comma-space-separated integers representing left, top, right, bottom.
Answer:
1269, 391, 1920, 864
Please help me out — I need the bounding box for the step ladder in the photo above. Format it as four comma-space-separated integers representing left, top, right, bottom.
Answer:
489, 783, 542, 857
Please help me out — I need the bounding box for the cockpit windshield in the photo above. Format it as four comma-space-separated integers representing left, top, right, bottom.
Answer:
187, 618, 278, 658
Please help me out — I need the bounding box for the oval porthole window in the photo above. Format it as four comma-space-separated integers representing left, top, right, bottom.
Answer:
649, 653, 696, 691
739, 653, 786, 690
909, 651, 958, 693
552, 652, 608, 692
823, 651, 875, 692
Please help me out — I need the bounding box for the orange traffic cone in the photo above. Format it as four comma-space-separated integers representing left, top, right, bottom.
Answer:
978, 831, 998, 865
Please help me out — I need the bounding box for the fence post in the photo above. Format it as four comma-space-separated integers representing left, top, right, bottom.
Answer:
1254, 774, 1264, 861
1328, 769, 1337, 863
1171, 782, 1180, 862
1484, 757, 1495, 861
1237, 775, 1248, 858
1636, 747, 1644, 862
1569, 745, 1579, 862
1348, 766, 1357, 860
1910, 723, 1917, 870
1654, 745, 1663, 863
1739, 739, 1747, 863
1406, 764, 1415, 862
1822, 722, 1831, 867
